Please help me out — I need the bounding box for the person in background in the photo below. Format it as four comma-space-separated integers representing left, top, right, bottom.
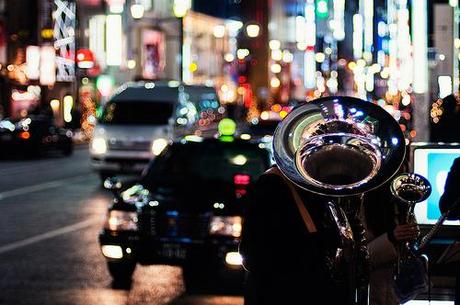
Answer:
362, 179, 420, 305
439, 157, 460, 305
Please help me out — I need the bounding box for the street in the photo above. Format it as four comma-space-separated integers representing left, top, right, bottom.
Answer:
0, 147, 243, 305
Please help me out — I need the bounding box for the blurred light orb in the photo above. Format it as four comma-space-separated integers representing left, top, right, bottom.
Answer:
218, 118, 237, 136
269, 40, 281, 50
224, 53, 234, 62
127, 60, 136, 69
246, 24, 260, 38
130, 4, 145, 19
213, 25, 226, 38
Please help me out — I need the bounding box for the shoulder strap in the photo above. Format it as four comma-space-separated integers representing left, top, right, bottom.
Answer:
265, 167, 318, 233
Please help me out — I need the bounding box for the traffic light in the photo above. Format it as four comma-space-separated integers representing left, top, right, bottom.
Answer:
316, 0, 328, 19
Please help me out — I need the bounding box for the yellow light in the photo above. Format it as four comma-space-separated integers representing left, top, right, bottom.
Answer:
315, 52, 326, 63
173, 0, 191, 17
296, 42, 307, 51
224, 53, 234, 62
269, 40, 281, 50
270, 63, 282, 73
260, 111, 270, 120
402, 95, 411, 106
240, 133, 251, 140
271, 49, 283, 61
50, 99, 60, 111
348, 62, 356, 70
282, 50, 294, 63
101, 245, 123, 259
270, 77, 281, 88
151, 138, 168, 156
232, 154, 247, 166
380, 68, 389, 79
91, 137, 107, 154
130, 3, 144, 19
127, 59, 136, 69
189, 62, 198, 72
237, 49, 249, 60
237, 86, 245, 95
41, 29, 54, 39
63, 95, 73, 123
225, 252, 243, 266
213, 25, 226, 38
455, 38, 460, 49
357, 59, 366, 67
246, 24, 260, 38
279, 110, 288, 119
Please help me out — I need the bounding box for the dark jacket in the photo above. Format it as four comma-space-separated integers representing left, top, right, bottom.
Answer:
439, 157, 460, 220
240, 170, 348, 305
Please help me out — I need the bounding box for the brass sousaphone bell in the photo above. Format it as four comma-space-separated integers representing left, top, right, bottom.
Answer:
273, 96, 406, 196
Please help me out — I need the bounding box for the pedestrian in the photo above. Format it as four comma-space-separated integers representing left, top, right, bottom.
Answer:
439, 157, 460, 305
362, 179, 420, 305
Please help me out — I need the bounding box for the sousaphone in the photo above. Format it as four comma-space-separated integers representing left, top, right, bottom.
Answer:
272, 96, 407, 305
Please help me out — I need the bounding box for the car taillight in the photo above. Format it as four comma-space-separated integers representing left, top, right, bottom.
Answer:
234, 174, 250, 186
19, 131, 30, 140
234, 174, 250, 198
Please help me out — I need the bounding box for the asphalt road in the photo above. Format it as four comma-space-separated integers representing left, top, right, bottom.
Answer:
0, 147, 244, 305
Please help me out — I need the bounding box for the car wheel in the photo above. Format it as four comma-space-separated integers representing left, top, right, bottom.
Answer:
107, 260, 136, 283
182, 264, 210, 293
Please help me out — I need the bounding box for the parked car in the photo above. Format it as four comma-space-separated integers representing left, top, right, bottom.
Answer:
90, 81, 219, 182
99, 135, 272, 291
0, 115, 73, 156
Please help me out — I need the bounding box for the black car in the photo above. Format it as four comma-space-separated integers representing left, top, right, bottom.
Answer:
0, 115, 73, 156
99, 136, 272, 290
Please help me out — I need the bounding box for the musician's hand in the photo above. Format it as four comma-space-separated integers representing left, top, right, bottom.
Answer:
393, 224, 420, 242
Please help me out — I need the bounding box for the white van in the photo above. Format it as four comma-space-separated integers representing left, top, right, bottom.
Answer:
90, 81, 217, 182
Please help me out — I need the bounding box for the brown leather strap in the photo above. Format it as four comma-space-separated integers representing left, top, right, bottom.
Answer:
265, 167, 318, 233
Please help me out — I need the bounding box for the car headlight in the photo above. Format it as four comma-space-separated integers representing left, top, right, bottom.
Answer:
209, 216, 242, 238
91, 137, 107, 154
105, 210, 138, 231
151, 138, 168, 156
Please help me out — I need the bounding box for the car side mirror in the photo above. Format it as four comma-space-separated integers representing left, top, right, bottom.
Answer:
104, 177, 122, 191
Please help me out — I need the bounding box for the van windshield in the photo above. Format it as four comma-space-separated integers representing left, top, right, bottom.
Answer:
100, 101, 174, 125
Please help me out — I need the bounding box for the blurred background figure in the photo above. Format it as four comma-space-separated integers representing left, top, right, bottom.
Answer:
431, 94, 460, 143
439, 157, 460, 305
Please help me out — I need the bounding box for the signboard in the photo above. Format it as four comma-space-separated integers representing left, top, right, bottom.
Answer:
413, 146, 460, 226
141, 29, 165, 80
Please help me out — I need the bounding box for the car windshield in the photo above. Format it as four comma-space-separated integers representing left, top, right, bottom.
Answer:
143, 142, 269, 194
100, 101, 174, 125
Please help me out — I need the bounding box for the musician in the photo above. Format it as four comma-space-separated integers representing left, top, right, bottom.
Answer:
240, 96, 409, 305
439, 157, 460, 305
240, 165, 352, 305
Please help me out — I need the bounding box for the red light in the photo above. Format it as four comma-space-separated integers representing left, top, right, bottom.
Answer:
238, 76, 247, 84
234, 174, 250, 186
19, 131, 30, 140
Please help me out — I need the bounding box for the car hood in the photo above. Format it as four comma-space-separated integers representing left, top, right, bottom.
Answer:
147, 182, 243, 213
